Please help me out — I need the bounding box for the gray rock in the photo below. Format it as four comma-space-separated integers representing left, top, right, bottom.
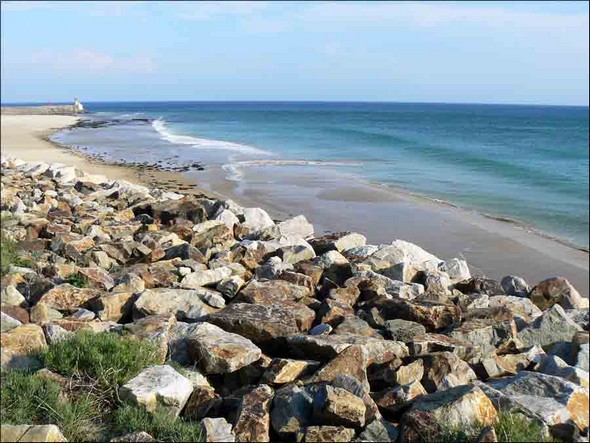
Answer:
271, 384, 315, 436
439, 258, 471, 283
119, 365, 193, 417
185, 322, 262, 374
1, 311, 22, 332
133, 288, 218, 322
179, 267, 233, 289
501, 275, 530, 298
384, 319, 427, 342
518, 304, 582, 350
200, 417, 235, 442
309, 323, 333, 336
357, 419, 399, 442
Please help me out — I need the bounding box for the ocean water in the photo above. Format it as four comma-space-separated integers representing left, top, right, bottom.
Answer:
51, 101, 589, 249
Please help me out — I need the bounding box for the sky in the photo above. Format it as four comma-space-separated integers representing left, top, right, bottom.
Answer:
1, 1, 589, 105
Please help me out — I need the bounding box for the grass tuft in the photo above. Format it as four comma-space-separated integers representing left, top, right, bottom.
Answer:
65, 273, 89, 288
41, 332, 161, 395
113, 404, 202, 442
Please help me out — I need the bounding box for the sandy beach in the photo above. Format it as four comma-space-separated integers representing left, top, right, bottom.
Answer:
2, 113, 588, 296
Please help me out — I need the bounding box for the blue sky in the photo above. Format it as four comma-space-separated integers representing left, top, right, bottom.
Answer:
1, 1, 588, 105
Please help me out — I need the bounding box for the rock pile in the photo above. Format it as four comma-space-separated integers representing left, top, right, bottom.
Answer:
1, 157, 588, 442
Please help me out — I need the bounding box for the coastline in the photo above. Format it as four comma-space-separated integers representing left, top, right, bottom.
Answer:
1, 113, 588, 296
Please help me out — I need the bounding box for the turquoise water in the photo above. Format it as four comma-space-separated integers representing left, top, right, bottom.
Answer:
52, 102, 589, 248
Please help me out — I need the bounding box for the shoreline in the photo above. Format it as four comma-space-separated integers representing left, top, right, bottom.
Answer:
1, 113, 588, 296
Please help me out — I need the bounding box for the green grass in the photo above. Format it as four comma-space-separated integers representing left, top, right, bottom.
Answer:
113, 405, 202, 442
65, 273, 89, 288
1, 220, 19, 276
1, 332, 202, 441
431, 411, 554, 443
495, 411, 553, 442
41, 332, 161, 395
0, 370, 105, 442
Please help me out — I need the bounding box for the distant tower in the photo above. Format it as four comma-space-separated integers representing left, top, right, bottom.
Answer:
73, 98, 84, 114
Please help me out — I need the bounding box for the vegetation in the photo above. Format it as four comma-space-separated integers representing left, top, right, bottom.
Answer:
65, 273, 89, 288
41, 332, 161, 395
1, 217, 19, 276
0, 370, 105, 442
1, 332, 201, 442
114, 405, 202, 442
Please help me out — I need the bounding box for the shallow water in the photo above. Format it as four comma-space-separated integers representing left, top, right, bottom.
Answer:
52, 101, 589, 249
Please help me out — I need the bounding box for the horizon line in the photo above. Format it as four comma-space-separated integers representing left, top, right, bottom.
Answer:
2, 99, 588, 108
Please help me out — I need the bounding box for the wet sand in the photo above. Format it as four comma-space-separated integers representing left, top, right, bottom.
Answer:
2, 114, 588, 296
195, 164, 589, 296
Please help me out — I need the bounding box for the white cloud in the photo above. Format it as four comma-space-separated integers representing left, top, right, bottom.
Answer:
30, 49, 157, 74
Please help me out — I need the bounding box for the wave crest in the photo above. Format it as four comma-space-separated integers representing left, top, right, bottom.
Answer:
152, 119, 270, 156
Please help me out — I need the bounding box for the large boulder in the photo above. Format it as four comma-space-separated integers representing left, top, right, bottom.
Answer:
206, 303, 303, 344
371, 298, 461, 331
277, 215, 314, 240
236, 279, 311, 304
410, 351, 477, 393
119, 365, 193, 417
37, 284, 102, 311
313, 385, 367, 428
454, 277, 504, 296
400, 385, 497, 443
179, 268, 233, 289
233, 384, 274, 442
500, 275, 530, 298
0, 424, 67, 442
484, 371, 589, 432
529, 277, 588, 311
133, 288, 218, 321
518, 304, 582, 350
186, 322, 262, 374
1, 323, 47, 369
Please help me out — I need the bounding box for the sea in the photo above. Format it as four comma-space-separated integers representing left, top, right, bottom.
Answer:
49, 101, 589, 250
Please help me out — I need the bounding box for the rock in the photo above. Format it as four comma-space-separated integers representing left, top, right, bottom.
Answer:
476, 352, 534, 380
1, 323, 47, 369
78, 267, 115, 291
500, 275, 530, 298
487, 295, 542, 325
353, 270, 424, 300
0, 424, 67, 442
309, 232, 366, 254
43, 324, 73, 345
233, 384, 274, 442
412, 351, 477, 393
30, 302, 63, 325
183, 385, 222, 420
529, 277, 588, 310
112, 273, 145, 294
1, 285, 26, 306
278, 215, 314, 240
408, 333, 477, 361
110, 431, 156, 442
307, 346, 370, 391
535, 355, 589, 388
287, 334, 408, 365
372, 380, 427, 413
206, 303, 302, 344
454, 277, 505, 296
37, 284, 102, 311
180, 267, 233, 289
450, 318, 517, 356
217, 276, 245, 300
88, 292, 135, 322
236, 279, 310, 304
241, 207, 275, 235
439, 258, 471, 283
279, 242, 316, 265
191, 221, 236, 256
357, 419, 399, 443
333, 317, 377, 337
271, 384, 315, 436
261, 358, 319, 385
133, 288, 218, 322
68, 308, 96, 321
186, 322, 261, 374
312, 385, 366, 428
518, 304, 582, 350
214, 208, 240, 229
200, 417, 235, 442
124, 315, 177, 363
136, 196, 207, 225
371, 299, 460, 331
317, 299, 355, 326
309, 324, 333, 336
475, 426, 497, 443
302, 426, 355, 442
384, 319, 426, 343
1, 311, 22, 332
119, 365, 193, 417
400, 385, 497, 443
1, 305, 29, 324
486, 371, 589, 432
565, 309, 589, 330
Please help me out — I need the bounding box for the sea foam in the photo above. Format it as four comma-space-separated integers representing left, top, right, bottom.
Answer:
152, 119, 270, 156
